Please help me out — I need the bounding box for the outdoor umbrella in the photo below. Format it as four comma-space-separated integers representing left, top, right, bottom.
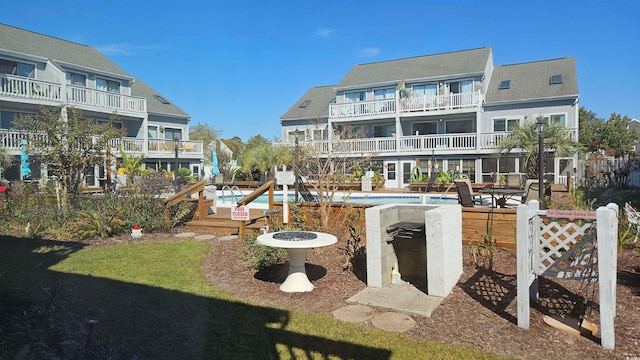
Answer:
212, 151, 220, 175
20, 139, 31, 180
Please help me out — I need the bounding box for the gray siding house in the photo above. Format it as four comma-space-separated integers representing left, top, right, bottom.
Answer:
279, 47, 579, 189
0, 24, 204, 184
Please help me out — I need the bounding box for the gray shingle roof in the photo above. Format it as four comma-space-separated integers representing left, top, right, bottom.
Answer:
485, 57, 578, 103
0, 23, 130, 77
337, 47, 492, 88
131, 79, 190, 118
280, 85, 335, 120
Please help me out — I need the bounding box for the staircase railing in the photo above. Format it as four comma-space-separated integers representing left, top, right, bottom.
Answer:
236, 180, 275, 238
164, 181, 209, 220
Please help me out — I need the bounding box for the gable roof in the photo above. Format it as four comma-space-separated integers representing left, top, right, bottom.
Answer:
336, 47, 492, 89
131, 79, 190, 118
0, 23, 130, 78
485, 57, 578, 103
280, 85, 335, 121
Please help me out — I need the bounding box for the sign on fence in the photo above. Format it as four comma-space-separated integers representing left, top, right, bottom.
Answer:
231, 205, 250, 220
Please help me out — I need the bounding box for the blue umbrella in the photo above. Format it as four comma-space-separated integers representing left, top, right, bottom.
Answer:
212, 151, 220, 175
20, 139, 31, 180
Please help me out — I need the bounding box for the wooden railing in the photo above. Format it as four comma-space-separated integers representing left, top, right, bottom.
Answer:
236, 180, 275, 238
0, 74, 62, 102
67, 85, 146, 113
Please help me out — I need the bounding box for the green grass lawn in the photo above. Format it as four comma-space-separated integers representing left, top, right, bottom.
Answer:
0, 236, 512, 359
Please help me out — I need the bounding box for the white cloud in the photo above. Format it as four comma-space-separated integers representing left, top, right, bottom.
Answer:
96, 43, 169, 56
316, 28, 334, 38
359, 47, 380, 58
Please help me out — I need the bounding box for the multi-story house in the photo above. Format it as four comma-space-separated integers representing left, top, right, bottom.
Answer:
0, 24, 203, 185
279, 47, 579, 189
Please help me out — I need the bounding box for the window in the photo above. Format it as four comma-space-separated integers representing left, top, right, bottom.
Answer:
550, 114, 565, 126
299, 100, 311, 108
288, 130, 305, 143
0, 59, 34, 77
446, 119, 473, 133
541, 114, 566, 127
549, 74, 563, 84
312, 128, 326, 140
493, 118, 520, 132
68, 72, 86, 87
498, 80, 511, 89
374, 88, 395, 99
148, 126, 158, 139
345, 91, 365, 102
387, 163, 396, 180
153, 95, 170, 104
373, 124, 395, 137
96, 78, 120, 93
413, 122, 437, 135
1, 111, 31, 129
164, 128, 182, 141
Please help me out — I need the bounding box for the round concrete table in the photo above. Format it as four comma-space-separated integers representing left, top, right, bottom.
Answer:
256, 231, 337, 293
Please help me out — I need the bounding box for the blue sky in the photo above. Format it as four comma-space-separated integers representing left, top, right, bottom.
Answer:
2, 1, 639, 141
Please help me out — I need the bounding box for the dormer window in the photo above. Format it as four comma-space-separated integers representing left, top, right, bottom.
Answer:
153, 95, 170, 104
549, 75, 563, 84
299, 100, 311, 108
498, 80, 511, 90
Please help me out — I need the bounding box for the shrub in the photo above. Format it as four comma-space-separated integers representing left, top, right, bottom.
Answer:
243, 234, 286, 270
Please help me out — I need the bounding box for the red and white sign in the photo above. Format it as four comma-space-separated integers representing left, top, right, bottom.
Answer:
231, 205, 250, 220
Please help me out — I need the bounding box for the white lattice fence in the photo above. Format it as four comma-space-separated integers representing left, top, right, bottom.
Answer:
517, 201, 617, 349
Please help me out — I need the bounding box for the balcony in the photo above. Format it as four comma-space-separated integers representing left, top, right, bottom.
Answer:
0, 74, 146, 114
1, 129, 203, 158
329, 91, 482, 120
278, 129, 577, 157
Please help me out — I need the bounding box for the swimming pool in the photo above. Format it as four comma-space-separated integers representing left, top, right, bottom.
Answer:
211, 191, 459, 207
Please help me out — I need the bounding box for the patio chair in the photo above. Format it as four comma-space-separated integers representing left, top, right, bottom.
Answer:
454, 179, 484, 207
625, 202, 639, 243
522, 179, 539, 204
506, 173, 522, 189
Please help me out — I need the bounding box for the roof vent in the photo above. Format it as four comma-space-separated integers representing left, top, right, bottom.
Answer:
549, 75, 563, 84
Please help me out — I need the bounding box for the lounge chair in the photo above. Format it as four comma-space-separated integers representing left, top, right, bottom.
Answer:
506, 173, 522, 189
454, 179, 484, 207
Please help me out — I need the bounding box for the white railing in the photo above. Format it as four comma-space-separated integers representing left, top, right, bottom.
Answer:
399, 133, 477, 152
399, 91, 482, 113
67, 85, 146, 113
147, 139, 203, 156
328, 91, 482, 119
0, 74, 62, 102
0, 129, 48, 151
330, 98, 396, 119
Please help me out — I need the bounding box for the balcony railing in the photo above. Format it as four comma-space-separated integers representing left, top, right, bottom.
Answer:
280, 129, 578, 156
67, 85, 146, 113
0, 74, 146, 114
0, 75, 62, 102
329, 91, 482, 119
1, 130, 202, 157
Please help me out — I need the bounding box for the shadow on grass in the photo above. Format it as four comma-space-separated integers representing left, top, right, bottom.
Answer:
0, 235, 392, 359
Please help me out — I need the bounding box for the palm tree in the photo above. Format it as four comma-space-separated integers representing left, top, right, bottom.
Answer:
497, 119, 577, 179
241, 143, 291, 181
0, 147, 13, 179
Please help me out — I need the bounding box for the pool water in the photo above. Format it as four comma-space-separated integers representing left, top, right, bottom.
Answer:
216, 192, 458, 205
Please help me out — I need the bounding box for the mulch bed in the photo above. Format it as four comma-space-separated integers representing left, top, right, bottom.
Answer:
94, 229, 640, 360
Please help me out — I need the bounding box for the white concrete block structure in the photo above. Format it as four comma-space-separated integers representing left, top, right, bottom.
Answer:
365, 204, 462, 298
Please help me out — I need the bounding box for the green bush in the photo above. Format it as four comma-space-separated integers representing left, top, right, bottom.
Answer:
243, 234, 287, 270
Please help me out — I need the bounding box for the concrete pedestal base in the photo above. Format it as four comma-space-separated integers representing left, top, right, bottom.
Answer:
280, 248, 313, 292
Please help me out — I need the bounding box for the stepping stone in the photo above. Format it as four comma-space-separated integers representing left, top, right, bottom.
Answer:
332, 304, 375, 323
217, 235, 238, 241
175, 232, 196, 238
371, 312, 416, 333
194, 234, 216, 241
